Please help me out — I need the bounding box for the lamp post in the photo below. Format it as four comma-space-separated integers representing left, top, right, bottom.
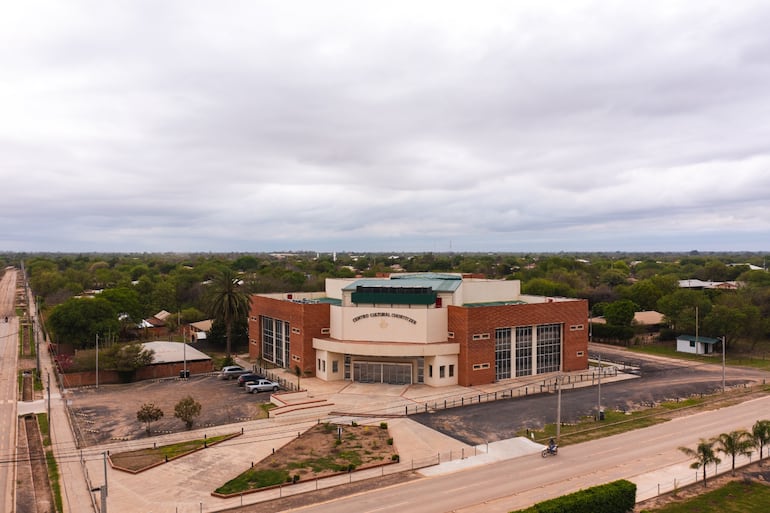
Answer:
556, 373, 563, 443
722, 336, 726, 393
95, 333, 99, 390
597, 353, 602, 420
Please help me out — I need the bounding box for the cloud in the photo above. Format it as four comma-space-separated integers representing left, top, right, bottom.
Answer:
1, 1, 770, 252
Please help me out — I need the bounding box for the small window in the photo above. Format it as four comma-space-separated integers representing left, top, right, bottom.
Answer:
440, 366, 445, 378
321, 327, 330, 334
332, 360, 338, 373
690, 340, 695, 347
570, 324, 584, 331
317, 358, 321, 370
292, 355, 301, 362
292, 327, 301, 334
449, 365, 454, 377
472, 333, 490, 341
322, 360, 326, 372
576, 351, 584, 357
448, 331, 455, 339
429, 365, 433, 378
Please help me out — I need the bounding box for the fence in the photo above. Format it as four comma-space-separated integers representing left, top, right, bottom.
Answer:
402, 367, 620, 416
253, 365, 302, 392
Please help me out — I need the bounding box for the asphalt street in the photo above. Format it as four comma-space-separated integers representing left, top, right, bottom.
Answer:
413, 344, 770, 445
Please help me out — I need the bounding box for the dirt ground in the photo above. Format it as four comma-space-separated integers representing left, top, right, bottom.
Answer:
67, 374, 271, 446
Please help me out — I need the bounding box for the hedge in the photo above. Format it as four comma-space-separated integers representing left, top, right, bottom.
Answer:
511, 479, 636, 513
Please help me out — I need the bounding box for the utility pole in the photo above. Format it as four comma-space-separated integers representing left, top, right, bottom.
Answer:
556, 374, 562, 443
722, 336, 726, 393
47, 372, 51, 421
95, 333, 99, 390
597, 353, 602, 420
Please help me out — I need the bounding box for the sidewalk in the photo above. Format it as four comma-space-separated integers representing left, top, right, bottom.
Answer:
27, 289, 97, 513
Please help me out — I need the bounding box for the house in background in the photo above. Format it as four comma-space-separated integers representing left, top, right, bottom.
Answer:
186, 319, 213, 343
676, 334, 720, 355
136, 310, 172, 339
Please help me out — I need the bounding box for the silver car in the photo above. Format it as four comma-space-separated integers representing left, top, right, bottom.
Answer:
219, 365, 248, 380
245, 379, 280, 393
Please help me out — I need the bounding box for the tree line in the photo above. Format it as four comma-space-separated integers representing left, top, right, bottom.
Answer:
4, 251, 769, 355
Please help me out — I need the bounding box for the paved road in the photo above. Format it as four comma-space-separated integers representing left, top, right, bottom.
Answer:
275, 394, 770, 513
0, 269, 18, 513
413, 343, 770, 445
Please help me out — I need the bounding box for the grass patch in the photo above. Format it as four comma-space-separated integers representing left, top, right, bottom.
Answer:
37, 413, 50, 446
45, 449, 63, 512
518, 388, 768, 446
628, 343, 770, 371
110, 433, 239, 472
640, 480, 770, 512
37, 414, 62, 512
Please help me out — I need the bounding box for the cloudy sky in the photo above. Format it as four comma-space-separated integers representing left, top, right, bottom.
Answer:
2, 1, 770, 253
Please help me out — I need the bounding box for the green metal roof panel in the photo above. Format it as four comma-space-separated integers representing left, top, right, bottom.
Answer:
677, 335, 720, 344
352, 291, 437, 305
343, 274, 462, 293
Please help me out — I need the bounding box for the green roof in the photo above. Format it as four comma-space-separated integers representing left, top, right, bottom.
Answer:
343, 273, 463, 293
677, 335, 720, 344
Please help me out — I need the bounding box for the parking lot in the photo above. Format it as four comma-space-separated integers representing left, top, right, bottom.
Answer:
67, 373, 274, 446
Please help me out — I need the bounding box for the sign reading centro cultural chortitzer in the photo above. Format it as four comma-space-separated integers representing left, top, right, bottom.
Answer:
352, 312, 417, 325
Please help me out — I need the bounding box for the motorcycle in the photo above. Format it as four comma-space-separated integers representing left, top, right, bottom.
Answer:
541, 444, 558, 457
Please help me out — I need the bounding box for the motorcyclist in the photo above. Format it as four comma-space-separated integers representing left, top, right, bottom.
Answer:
548, 438, 557, 453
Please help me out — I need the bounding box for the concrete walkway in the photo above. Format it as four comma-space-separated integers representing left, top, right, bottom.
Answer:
25, 283, 97, 513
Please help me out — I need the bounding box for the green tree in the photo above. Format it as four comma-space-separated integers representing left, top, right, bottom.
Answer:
136, 403, 164, 435
103, 343, 155, 372
174, 396, 202, 430
205, 269, 250, 359
679, 439, 721, 487
46, 297, 120, 349
657, 289, 711, 334
522, 278, 575, 298
603, 299, 637, 327
715, 430, 754, 476
752, 420, 770, 465
622, 280, 662, 311
103, 343, 155, 382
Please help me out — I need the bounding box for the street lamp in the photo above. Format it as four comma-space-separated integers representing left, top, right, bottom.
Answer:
556, 373, 563, 443
722, 336, 726, 393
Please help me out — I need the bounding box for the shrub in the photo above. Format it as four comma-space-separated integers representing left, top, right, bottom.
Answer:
387, 438, 393, 445
380, 422, 388, 429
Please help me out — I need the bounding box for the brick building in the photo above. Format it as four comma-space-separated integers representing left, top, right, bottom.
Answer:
248, 273, 588, 387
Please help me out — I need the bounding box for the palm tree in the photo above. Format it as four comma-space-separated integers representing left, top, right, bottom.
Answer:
715, 430, 754, 476
205, 268, 250, 360
752, 420, 770, 465
679, 439, 721, 487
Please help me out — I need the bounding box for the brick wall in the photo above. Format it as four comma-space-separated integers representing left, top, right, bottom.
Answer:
450, 299, 588, 386
60, 360, 213, 387
248, 295, 330, 377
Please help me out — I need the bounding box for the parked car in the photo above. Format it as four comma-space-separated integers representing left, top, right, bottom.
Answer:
237, 373, 265, 387
245, 379, 280, 393
219, 365, 248, 380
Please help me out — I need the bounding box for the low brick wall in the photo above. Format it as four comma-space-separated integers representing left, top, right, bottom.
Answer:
61, 360, 214, 387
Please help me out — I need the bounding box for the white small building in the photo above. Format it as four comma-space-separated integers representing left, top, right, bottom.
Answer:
676, 335, 720, 355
